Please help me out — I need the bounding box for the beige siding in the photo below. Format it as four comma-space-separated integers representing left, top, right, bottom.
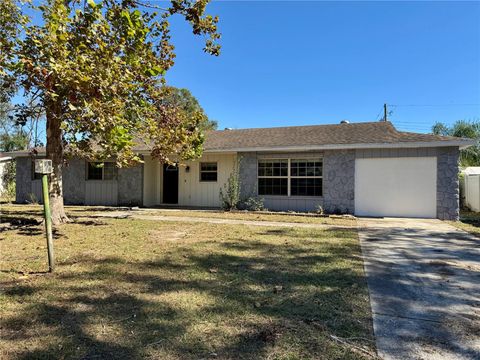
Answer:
143, 156, 162, 206
178, 154, 237, 208
143, 153, 237, 207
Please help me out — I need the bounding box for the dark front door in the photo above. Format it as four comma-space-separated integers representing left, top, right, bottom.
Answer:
163, 164, 179, 204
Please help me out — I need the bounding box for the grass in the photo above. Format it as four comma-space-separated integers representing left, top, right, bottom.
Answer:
135, 209, 356, 227
448, 210, 480, 237
0, 205, 375, 359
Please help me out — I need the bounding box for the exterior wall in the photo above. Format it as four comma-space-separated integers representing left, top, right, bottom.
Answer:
238, 151, 324, 212
143, 155, 162, 206
15, 156, 143, 207
118, 163, 143, 206
356, 147, 460, 220
178, 153, 237, 208
16, 157, 33, 203
437, 147, 459, 220
323, 150, 355, 214
63, 158, 86, 204
0, 160, 12, 195
14, 146, 461, 219
85, 180, 118, 205
142, 153, 237, 208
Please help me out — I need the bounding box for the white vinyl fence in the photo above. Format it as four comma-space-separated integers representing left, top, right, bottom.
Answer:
464, 174, 480, 212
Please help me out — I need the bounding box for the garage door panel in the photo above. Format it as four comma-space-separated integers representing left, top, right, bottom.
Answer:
355, 157, 437, 218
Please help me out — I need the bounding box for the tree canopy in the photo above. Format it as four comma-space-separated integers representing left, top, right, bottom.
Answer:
432, 119, 480, 167
0, 0, 221, 223
162, 86, 217, 131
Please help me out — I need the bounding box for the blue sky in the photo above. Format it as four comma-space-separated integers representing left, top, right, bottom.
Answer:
165, 0, 480, 133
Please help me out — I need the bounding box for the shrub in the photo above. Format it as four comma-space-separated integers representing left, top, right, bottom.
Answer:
219, 157, 265, 211
219, 165, 240, 211
1, 161, 16, 203
315, 204, 324, 215
240, 196, 265, 211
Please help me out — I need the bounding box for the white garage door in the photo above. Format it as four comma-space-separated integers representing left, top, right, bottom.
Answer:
355, 157, 437, 218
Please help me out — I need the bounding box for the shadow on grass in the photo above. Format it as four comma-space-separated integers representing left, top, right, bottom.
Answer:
0, 228, 375, 359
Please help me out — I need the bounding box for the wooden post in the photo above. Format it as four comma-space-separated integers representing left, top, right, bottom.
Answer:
41, 174, 54, 272
35, 159, 55, 272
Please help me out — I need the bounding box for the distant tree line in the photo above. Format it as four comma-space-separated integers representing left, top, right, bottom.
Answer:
432, 119, 480, 167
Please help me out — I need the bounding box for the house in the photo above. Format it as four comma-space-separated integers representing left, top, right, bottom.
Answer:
0, 154, 13, 196
10, 121, 473, 220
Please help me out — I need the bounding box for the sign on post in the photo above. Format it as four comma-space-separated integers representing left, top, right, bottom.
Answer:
35, 159, 54, 272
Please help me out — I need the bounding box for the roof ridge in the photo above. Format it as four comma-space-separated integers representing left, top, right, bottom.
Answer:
209, 121, 393, 133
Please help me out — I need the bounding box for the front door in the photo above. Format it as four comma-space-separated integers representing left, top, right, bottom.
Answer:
163, 164, 179, 204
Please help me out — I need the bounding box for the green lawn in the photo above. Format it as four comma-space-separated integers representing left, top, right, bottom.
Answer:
0, 205, 375, 359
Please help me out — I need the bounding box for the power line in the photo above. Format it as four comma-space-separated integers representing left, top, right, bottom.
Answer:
389, 103, 480, 107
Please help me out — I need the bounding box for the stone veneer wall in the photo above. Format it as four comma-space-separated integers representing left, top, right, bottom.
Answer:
238, 152, 258, 199
322, 150, 355, 214
118, 164, 143, 206
15, 156, 143, 206
63, 158, 86, 204
437, 147, 459, 220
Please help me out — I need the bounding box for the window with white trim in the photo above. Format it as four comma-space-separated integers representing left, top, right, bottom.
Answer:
290, 159, 323, 196
258, 159, 288, 195
87, 162, 117, 180
200, 162, 218, 182
257, 158, 323, 197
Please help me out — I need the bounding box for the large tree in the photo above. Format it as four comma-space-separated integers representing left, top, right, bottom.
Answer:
162, 86, 217, 130
432, 119, 480, 167
0, 0, 220, 224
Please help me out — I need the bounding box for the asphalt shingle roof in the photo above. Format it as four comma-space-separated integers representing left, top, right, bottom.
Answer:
6, 121, 472, 156
201, 121, 465, 151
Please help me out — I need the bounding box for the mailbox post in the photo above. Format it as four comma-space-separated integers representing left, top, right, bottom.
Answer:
35, 159, 54, 272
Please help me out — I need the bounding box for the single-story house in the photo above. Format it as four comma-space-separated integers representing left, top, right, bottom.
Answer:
0, 153, 13, 196
10, 121, 474, 220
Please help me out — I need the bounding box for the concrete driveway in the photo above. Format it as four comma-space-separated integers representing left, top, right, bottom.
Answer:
358, 218, 480, 360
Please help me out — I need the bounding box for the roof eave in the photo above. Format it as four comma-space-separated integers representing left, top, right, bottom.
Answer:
6, 139, 474, 158
203, 139, 476, 153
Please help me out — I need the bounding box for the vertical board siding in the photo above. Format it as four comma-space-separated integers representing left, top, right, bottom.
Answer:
142, 153, 237, 207
31, 180, 43, 203
178, 154, 237, 208
85, 181, 118, 205
464, 175, 480, 212
262, 196, 323, 212
143, 155, 161, 206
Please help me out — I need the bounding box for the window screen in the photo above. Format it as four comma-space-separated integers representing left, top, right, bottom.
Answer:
87, 162, 117, 180
257, 158, 322, 197
200, 162, 217, 182
290, 159, 322, 196
258, 159, 288, 195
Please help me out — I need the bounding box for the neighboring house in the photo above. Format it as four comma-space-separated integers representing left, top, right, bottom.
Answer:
9, 121, 474, 220
0, 154, 13, 196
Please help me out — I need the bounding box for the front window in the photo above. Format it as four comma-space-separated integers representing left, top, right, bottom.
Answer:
258, 160, 288, 195
290, 159, 323, 196
200, 162, 218, 182
258, 158, 322, 197
87, 162, 117, 180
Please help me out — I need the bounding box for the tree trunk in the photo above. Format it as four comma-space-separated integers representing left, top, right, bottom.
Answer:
46, 100, 70, 225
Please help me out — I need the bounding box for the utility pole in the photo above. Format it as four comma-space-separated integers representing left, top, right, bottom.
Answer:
35, 159, 55, 272
384, 103, 388, 122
